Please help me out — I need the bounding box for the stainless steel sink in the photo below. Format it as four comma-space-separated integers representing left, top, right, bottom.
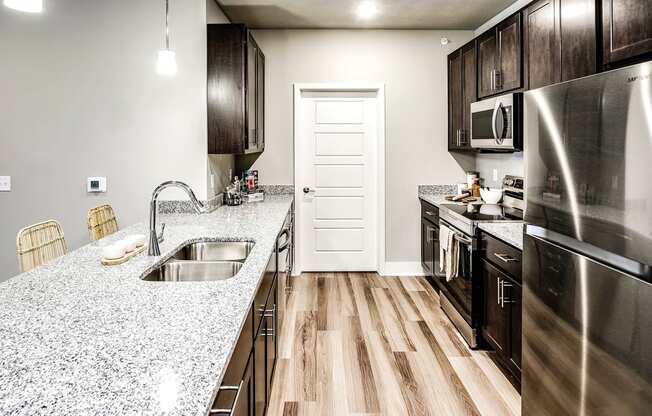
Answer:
141, 241, 253, 282
142, 260, 243, 282
171, 241, 255, 262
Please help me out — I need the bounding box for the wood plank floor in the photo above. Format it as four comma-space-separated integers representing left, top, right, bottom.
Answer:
268, 273, 521, 416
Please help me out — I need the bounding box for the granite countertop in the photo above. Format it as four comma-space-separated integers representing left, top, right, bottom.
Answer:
0, 195, 293, 415
477, 223, 524, 250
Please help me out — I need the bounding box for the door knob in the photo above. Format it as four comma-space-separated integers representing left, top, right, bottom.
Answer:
303, 187, 315, 194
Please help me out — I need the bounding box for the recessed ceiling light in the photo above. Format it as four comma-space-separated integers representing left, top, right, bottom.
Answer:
356, 1, 378, 19
3, 0, 43, 13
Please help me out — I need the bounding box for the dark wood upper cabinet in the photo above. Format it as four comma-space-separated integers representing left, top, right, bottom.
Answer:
462, 42, 477, 144
524, 0, 561, 89
602, 0, 652, 67
524, 0, 597, 90
256, 48, 265, 151
477, 14, 522, 98
478, 31, 498, 98
497, 14, 523, 92
207, 24, 265, 155
448, 40, 476, 151
448, 50, 463, 150
560, 0, 597, 81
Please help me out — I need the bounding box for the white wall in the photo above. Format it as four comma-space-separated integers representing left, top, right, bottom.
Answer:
0, 0, 230, 281
250, 29, 473, 262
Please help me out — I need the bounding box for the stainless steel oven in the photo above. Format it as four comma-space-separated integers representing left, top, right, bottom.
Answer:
437, 216, 479, 348
470, 92, 522, 151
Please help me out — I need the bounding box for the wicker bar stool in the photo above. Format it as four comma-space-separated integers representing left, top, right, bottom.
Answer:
16, 220, 68, 273
87, 204, 119, 241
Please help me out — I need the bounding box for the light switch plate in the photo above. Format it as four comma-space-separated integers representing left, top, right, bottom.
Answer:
87, 177, 107, 193
0, 176, 11, 192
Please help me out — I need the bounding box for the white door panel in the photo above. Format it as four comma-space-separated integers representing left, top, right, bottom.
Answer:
314, 100, 364, 124
314, 165, 364, 188
315, 133, 364, 156
314, 229, 364, 252
298, 92, 378, 271
314, 197, 364, 220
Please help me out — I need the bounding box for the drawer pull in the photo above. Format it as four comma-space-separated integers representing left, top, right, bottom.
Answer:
494, 253, 518, 263
210, 381, 244, 415
425, 211, 435, 216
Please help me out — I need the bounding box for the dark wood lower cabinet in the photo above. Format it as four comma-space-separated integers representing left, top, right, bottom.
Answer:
265, 277, 278, 403
254, 319, 266, 416
212, 253, 279, 416
211, 308, 254, 415
421, 218, 436, 276
482, 261, 509, 355
508, 282, 522, 372
481, 259, 522, 387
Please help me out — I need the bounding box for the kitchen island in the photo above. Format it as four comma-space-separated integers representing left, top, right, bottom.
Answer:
0, 195, 293, 415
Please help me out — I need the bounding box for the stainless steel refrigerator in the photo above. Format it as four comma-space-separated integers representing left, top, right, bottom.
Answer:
523, 61, 652, 415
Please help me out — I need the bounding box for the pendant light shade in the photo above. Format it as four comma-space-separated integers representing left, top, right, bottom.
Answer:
156, 0, 176, 77
4, 0, 43, 13
156, 49, 177, 76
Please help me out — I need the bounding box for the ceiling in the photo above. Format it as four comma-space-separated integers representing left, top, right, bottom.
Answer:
215, 0, 518, 30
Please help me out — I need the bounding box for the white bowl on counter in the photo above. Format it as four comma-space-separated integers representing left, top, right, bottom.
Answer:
480, 187, 503, 204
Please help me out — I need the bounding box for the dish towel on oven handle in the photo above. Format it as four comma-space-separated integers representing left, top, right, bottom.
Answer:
446, 230, 459, 281
439, 224, 459, 280
439, 224, 449, 273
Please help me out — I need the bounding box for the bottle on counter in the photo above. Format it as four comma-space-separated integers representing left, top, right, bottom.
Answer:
471, 178, 481, 198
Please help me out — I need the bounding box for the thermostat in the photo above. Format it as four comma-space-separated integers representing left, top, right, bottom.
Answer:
87, 177, 107, 193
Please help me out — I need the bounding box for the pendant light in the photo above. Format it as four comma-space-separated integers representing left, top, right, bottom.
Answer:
3, 0, 43, 13
156, 0, 177, 76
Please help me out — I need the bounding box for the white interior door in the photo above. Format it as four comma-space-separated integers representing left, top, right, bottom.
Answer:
297, 90, 378, 271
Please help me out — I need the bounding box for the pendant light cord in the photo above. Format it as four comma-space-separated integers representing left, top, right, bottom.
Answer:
165, 0, 170, 50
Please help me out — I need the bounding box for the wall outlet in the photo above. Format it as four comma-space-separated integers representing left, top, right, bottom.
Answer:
87, 177, 107, 193
0, 176, 11, 192
492, 169, 499, 182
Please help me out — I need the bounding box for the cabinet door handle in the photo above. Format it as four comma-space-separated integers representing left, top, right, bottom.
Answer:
495, 70, 502, 90
501, 281, 513, 308
490, 69, 495, 91
494, 253, 518, 263
497, 277, 501, 305
210, 380, 244, 415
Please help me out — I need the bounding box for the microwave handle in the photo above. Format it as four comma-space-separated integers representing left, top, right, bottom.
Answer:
492, 102, 506, 143
491, 101, 500, 140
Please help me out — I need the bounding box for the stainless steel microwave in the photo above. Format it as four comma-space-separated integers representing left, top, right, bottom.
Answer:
470, 92, 522, 151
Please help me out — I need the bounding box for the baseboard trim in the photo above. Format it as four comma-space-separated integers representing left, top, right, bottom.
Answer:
379, 261, 426, 277
291, 262, 426, 277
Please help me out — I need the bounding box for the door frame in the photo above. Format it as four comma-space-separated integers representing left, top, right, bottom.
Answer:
293, 83, 386, 275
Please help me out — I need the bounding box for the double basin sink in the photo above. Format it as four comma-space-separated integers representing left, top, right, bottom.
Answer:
142, 241, 254, 282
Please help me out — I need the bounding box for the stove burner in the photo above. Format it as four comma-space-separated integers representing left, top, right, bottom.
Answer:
440, 203, 524, 222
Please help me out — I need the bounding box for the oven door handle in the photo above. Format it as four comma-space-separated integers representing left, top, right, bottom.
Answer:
278, 228, 291, 252
454, 233, 473, 246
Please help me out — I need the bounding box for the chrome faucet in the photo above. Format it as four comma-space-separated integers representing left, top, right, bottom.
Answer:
148, 181, 209, 256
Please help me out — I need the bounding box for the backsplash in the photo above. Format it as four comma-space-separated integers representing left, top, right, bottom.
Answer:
475, 152, 524, 187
